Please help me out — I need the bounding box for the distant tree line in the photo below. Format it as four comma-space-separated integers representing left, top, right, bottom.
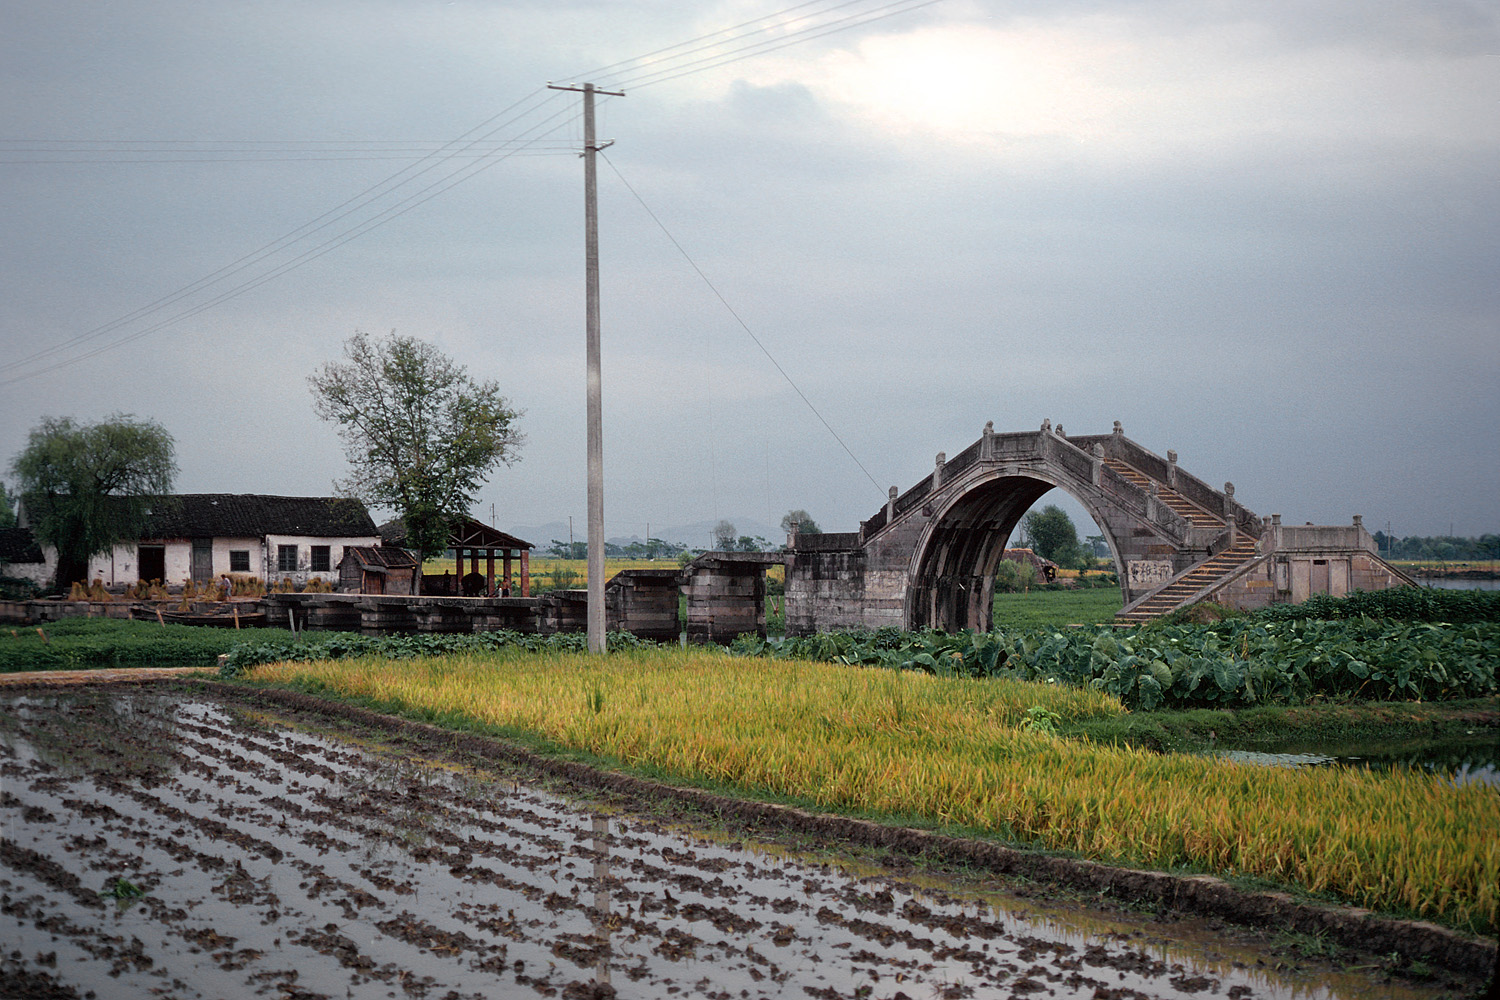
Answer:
1372, 532, 1500, 562
544, 538, 689, 560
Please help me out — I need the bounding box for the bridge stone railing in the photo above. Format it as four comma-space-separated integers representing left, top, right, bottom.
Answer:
1074, 430, 1261, 540
891, 472, 936, 522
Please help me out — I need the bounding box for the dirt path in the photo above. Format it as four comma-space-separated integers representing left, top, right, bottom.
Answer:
0, 665, 211, 686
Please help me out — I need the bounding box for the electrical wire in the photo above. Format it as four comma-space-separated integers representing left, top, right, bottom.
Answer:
601, 151, 885, 497
2, 0, 943, 387
0, 88, 580, 380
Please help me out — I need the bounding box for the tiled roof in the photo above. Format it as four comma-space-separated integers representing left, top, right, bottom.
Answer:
0, 527, 44, 564
340, 545, 420, 570
379, 516, 532, 551
23, 494, 377, 540
140, 495, 378, 538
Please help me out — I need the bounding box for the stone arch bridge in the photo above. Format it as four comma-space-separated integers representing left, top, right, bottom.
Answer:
785, 422, 1412, 634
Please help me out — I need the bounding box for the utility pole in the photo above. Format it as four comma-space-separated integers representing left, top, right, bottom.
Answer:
550, 81, 624, 653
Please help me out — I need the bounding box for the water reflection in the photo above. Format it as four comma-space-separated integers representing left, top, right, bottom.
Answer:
0, 689, 1480, 1000
1217, 736, 1498, 788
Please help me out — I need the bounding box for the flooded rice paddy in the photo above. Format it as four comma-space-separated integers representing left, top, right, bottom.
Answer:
0, 687, 1487, 1000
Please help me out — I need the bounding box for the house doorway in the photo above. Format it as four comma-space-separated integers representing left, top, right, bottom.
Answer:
191, 539, 213, 582
138, 545, 165, 584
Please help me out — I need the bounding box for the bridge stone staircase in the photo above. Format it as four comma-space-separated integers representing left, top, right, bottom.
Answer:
1101, 459, 1224, 529
1116, 537, 1261, 622
1100, 452, 1261, 621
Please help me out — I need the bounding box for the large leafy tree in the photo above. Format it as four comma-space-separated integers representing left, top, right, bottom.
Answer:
0, 480, 16, 529
780, 509, 821, 537
309, 331, 523, 560
11, 415, 177, 590
1020, 504, 1083, 568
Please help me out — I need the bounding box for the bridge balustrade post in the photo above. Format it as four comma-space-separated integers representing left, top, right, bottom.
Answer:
1167, 450, 1178, 489
933, 452, 946, 490
1146, 482, 1158, 522
981, 421, 994, 461
886, 486, 897, 522
1224, 483, 1237, 544
1091, 443, 1104, 487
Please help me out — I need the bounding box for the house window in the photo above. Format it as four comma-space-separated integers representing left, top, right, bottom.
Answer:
277, 545, 298, 572
229, 550, 250, 573
310, 546, 331, 573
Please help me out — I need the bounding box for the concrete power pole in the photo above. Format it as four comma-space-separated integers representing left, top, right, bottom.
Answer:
550, 81, 623, 653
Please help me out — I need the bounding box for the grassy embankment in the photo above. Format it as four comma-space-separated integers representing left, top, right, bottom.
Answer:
241, 648, 1498, 935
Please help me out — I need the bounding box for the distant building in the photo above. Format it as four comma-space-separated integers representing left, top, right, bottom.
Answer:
0, 527, 52, 588
1002, 547, 1058, 582
337, 545, 421, 595
17, 494, 379, 589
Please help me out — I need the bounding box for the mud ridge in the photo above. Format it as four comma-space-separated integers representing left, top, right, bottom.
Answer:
29, 676, 1500, 979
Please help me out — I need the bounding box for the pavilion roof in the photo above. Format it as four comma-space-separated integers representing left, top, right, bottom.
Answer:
378, 516, 532, 552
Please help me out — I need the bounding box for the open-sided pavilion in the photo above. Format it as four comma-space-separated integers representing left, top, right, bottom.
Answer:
378, 517, 532, 597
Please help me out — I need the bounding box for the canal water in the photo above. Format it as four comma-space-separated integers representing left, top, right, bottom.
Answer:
1418, 577, 1500, 591
1217, 734, 1499, 788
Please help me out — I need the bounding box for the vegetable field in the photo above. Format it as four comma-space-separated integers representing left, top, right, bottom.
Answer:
732, 619, 1499, 710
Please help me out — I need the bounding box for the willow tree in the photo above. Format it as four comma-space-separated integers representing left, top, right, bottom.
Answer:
308, 331, 523, 560
11, 414, 177, 590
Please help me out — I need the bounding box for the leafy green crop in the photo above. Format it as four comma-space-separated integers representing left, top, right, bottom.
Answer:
731, 619, 1498, 710
1, 618, 268, 672
1251, 587, 1499, 624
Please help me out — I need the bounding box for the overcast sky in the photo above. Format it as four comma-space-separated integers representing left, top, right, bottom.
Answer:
2, 0, 1496, 547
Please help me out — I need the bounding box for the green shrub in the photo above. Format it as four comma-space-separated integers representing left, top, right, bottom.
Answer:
1254, 587, 1499, 624
0, 618, 288, 672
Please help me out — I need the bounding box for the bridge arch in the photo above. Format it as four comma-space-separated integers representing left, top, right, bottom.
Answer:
904, 468, 1124, 632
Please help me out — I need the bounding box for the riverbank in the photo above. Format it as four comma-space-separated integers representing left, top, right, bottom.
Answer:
1066, 697, 1499, 755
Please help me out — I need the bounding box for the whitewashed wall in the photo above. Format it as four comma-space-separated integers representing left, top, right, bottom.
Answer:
264, 533, 380, 587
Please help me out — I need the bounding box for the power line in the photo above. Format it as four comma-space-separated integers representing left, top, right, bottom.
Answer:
601, 151, 885, 498
0, 88, 582, 381
0, 138, 578, 164
3, 0, 944, 385
597, 0, 943, 92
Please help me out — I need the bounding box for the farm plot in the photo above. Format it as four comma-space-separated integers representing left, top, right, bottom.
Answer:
0, 688, 1481, 1000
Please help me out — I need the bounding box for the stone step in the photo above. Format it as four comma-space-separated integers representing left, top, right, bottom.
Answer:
1117, 544, 1260, 620
1102, 459, 1224, 527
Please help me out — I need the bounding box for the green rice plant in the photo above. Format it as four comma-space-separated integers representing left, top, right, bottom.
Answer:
101, 877, 145, 900
244, 648, 1499, 932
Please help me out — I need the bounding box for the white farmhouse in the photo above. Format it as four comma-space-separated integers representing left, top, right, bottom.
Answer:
15, 494, 380, 590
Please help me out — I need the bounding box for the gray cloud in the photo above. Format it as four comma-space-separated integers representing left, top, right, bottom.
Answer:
2, 0, 1496, 544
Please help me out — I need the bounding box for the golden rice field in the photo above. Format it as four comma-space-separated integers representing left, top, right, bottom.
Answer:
248, 648, 1499, 933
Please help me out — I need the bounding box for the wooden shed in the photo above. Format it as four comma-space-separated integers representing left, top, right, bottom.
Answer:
338, 546, 420, 595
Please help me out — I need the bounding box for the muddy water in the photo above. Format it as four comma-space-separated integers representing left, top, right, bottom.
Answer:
0, 690, 1478, 1000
